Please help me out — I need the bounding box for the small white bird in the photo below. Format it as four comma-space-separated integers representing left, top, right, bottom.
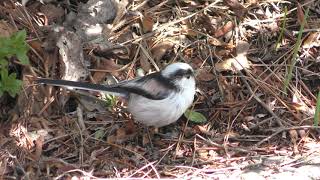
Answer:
37, 62, 196, 127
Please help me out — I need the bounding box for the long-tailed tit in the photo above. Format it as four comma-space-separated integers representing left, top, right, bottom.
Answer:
37, 62, 196, 127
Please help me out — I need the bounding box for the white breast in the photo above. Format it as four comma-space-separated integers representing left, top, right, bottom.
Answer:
127, 83, 195, 127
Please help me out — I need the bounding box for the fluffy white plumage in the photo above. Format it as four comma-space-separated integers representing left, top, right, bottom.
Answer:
129, 63, 196, 127
37, 62, 196, 127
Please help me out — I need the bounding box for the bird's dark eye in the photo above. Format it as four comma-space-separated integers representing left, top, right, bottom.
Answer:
171, 69, 193, 79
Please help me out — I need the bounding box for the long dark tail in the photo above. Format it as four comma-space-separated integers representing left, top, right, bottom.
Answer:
36, 78, 128, 96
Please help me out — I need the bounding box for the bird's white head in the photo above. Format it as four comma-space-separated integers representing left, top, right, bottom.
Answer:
161, 63, 192, 77
161, 62, 196, 91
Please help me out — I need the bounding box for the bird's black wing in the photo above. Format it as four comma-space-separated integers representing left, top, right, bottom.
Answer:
112, 73, 178, 100
36, 72, 178, 100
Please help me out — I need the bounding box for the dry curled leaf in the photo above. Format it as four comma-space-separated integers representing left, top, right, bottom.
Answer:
141, 14, 154, 33
197, 67, 214, 82
216, 56, 245, 72
302, 32, 320, 48
34, 130, 48, 161
151, 41, 175, 62
193, 13, 215, 35
181, 24, 198, 37
215, 21, 234, 38
223, 0, 246, 17
92, 59, 122, 82
297, 2, 309, 28
208, 37, 224, 46
215, 41, 251, 72
107, 127, 127, 143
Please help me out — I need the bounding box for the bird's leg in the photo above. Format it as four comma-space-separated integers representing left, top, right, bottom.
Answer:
143, 126, 154, 149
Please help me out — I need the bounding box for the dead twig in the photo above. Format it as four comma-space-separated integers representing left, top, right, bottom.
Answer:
255, 126, 320, 147
196, 134, 256, 154
236, 67, 285, 127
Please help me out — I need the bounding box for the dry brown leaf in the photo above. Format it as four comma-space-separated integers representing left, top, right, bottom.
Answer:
215, 49, 233, 59
219, 76, 235, 102
34, 130, 47, 161
297, 3, 309, 28
125, 116, 136, 135
195, 125, 215, 136
181, 24, 198, 37
197, 67, 215, 82
289, 129, 299, 154
302, 32, 320, 48
107, 127, 127, 143
191, 57, 204, 68
197, 149, 209, 160
29, 41, 43, 54
150, 41, 175, 62
216, 41, 251, 72
223, 0, 246, 18
291, 91, 314, 115
10, 122, 35, 150
214, 21, 234, 38
208, 37, 224, 46
142, 14, 154, 33
92, 59, 122, 82
215, 54, 250, 72
289, 130, 298, 142
193, 13, 215, 35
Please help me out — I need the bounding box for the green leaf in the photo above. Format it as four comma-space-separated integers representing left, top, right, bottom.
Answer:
94, 128, 105, 139
13, 29, 27, 42
105, 94, 117, 108
0, 58, 8, 67
0, 29, 30, 97
0, 30, 29, 65
0, 81, 3, 97
13, 30, 29, 65
16, 52, 29, 65
0, 69, 22, 97
184, 109, 207, 123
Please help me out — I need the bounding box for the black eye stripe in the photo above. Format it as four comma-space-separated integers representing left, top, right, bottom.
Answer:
171, 69, 193, 78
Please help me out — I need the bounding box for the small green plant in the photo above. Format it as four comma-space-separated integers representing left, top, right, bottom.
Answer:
104, 93, 117, 108
0, 30, 29, 97
184, 109, 207, 123
283, 8, 309, 93
275, 6, 287, 51
94, 127, 106, 140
